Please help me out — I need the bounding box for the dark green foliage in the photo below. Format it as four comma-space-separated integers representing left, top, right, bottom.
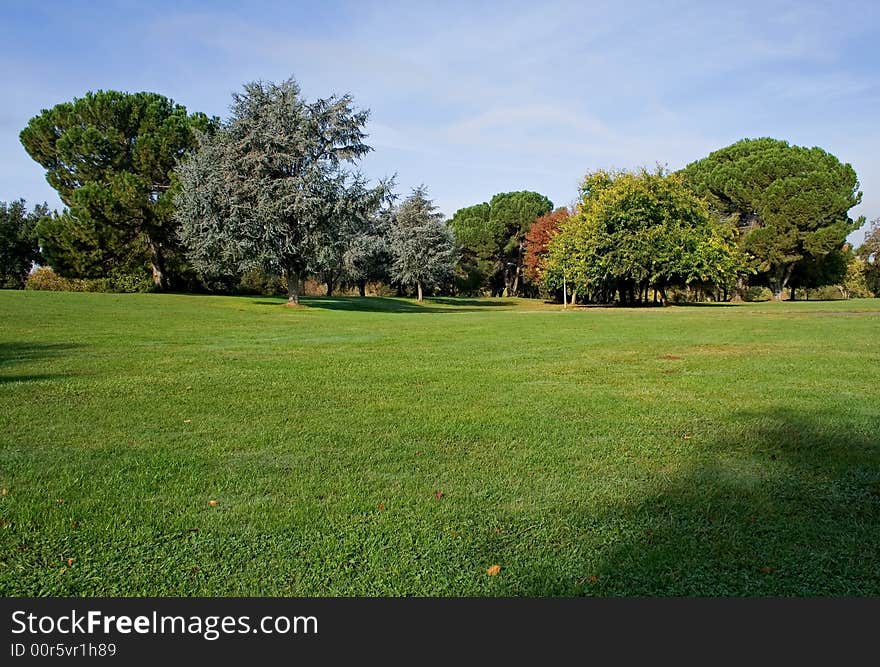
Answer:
449, 192, 552, 296
488, 191, 553, 296
0, 200, 47, 288
20, 91, 217, 288
683, 138, 862, 298
449, 203, 491, 256
448, 203, 497, 295
788, 247, 849, 298
34, 209, 142, 279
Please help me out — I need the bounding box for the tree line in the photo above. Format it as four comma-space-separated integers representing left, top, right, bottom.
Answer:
3, 76, 878, 303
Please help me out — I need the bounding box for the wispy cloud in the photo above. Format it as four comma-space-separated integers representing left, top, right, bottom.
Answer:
2, 0, 878, 237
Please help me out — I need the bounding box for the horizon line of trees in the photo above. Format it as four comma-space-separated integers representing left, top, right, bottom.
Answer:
2, 77, 878, 303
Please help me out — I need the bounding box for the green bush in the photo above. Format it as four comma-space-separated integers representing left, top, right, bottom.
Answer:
106, 270, 155, 293
25, 267, 105, 292
806, 285, 846, 301
236, 269, 286, 295
24, 267, 153, 293
742, 286, 773, 302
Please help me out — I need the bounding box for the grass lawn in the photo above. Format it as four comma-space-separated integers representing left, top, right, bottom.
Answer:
1, 291, 878, 596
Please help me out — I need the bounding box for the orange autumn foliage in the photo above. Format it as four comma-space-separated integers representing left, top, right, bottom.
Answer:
524, 208, 571, 282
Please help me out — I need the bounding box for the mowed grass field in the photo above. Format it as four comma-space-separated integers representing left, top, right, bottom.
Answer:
1, 291, 878, 596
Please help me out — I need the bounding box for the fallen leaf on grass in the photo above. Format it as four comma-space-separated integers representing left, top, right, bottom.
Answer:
184, 419, 192, 424
208, 500, 218, 507
486, 564, 501, 576
588, 575, 599, 584
67, 558, 74, 566
1, 488, 8, 496
56, 498, 64, 504
433, 491, 443, 500
760, 566, 774, 574
377, 502, 386, 512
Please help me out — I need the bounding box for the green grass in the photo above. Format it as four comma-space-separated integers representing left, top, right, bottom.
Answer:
1, 291, 878, 596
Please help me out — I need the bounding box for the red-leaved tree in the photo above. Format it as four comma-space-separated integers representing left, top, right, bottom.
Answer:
524, 207, 571, 283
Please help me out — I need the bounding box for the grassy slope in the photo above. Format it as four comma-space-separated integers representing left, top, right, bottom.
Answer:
0, 291, 878, 596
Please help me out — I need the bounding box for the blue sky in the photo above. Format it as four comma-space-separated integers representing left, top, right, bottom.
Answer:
2, 0, 878, 242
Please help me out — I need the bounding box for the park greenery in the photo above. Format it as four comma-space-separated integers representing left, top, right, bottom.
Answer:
3, 75, 880, 598
1, 291, 878, 596
4, 76, 876, 303
0, 200, 46, 288
19, 91, 217, 290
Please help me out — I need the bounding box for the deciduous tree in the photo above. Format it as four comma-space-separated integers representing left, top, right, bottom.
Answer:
546, 168, 742, 304
856, 219, 880, 296
524, 207, 571, 285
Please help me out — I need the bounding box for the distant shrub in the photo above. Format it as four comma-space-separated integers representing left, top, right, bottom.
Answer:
106, 270, 155, 293
807, 285, 846, 301
24, 267, 152, 293
25, 267, 104, 292
743, 286, 773, 302
840, 257, 873, 299
236, 269, 286, 295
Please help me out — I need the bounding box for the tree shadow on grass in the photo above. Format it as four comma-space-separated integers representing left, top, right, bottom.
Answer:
253, 296, 514, 314
427, 297, 514, 308
0, 342, 80, 368
667, 302, 742, 308
0, 342, 81, 385
0, 374, 63, 385
485, 408, 880, 596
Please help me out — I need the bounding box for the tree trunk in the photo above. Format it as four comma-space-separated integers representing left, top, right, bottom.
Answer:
285, 265, 301, 305
325, 281, 334, 297
503, 264, 515, 297
731, 277, 745, 302
417, 281, 423, 302
772, 264, 795, 301
149, 242, 166, 290
510, 239, 524, 297
358, 280, 367, 297
789, 284, 796, 301
570, 289, 577, 306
